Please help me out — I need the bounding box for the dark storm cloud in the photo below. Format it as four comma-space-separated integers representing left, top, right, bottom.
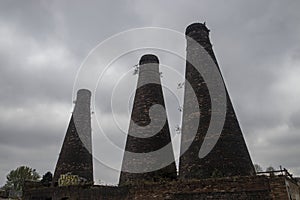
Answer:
0, 0, 300, 185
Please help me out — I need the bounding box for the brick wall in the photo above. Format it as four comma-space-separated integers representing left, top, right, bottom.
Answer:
24, 175, 299, 200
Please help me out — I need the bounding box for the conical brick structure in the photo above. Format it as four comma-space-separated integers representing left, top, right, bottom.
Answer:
119, 54, 177, 185
179, 23, 255, 179
53, 89, 93, 185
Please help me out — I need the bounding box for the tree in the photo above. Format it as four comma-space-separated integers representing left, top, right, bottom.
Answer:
266, 166, 275, 176
266, 166, 275, 172
41, 171, 53, 187
254, 164, 263, 173
3, 166, 40, 198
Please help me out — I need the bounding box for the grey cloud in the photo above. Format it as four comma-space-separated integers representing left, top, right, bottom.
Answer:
290, 110, 300, 129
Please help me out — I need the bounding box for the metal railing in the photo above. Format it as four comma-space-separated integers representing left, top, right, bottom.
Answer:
256, 167, 298, 184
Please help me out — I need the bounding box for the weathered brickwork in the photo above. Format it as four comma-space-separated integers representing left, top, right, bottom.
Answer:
119, 54, 177, 185
179, 23, 255, 179
24, 175, 298, 199
23, 184, 128, 200
53, 89, 93, 185
268, 176, 300, 200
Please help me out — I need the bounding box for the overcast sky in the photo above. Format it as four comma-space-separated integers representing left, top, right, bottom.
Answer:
0, 0, 300, 186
